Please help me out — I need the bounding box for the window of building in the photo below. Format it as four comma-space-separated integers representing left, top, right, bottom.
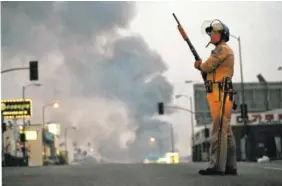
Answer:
244, 89, 255, 110
204, 112, 212, 121
195, 91, 207, 111
235, 90, 242, 104
269, 89, 282, 109
235, 93, 240, 105
254, 88, 267, 109
195, 132, 200, 140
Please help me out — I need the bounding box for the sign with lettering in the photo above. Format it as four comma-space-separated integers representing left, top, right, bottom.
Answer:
1, 99, 32, 119
231, 111, 282, 125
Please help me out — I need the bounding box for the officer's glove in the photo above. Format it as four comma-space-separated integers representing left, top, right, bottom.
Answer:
194, 60, 202, 70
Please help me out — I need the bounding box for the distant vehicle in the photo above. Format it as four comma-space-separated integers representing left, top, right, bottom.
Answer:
143, 153, 180, 164
143, 159, 152, 164
44, 156, 66, 166
143, 154, 164, 164
156, 157, 167, 164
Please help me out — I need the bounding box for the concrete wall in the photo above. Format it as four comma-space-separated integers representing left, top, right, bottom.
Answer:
25, 124, 43, 166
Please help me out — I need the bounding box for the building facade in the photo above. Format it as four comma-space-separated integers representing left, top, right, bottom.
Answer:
192, 81, 282, 162
192, 110, 282, 162
2, 122, 61, 166
193, 82, 282, 126
25, 124, 44, 166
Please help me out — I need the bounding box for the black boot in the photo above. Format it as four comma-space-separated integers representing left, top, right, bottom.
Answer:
198, 168, 224, 175
225, 168, 237, 175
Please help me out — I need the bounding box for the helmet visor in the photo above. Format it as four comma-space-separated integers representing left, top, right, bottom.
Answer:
202, 20, 224, 35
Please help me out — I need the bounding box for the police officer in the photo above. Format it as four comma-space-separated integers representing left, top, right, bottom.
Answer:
194, 20, 237, 175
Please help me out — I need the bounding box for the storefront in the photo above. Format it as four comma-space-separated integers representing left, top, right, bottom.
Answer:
43, 128, 55, 158
45, 123, 61, 157
192, 125, 211, 162
192, 109, 282, 162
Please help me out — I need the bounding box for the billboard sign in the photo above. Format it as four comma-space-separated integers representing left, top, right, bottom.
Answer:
231, 110, 282, 125
1, 99, 32, 119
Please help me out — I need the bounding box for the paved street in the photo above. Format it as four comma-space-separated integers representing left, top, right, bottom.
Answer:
2, 162, 282, 186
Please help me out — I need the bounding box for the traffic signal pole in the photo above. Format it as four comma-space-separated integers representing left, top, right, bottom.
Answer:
1, 67, 29, 74
2, 111, 6, 166
2, 61, 39, 166
157, 103, 195, 162
2, 61, 38, 79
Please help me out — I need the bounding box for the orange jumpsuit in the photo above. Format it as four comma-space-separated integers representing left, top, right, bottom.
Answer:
200, 41, 237, 171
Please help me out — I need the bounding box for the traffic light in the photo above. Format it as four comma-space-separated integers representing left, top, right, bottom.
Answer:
158, 102, 164, 115
20, 133, 26, 142
2, 122, 7, 133
204, 128, 209, 138
240, 103, 248, 119
29, 61, 38, 81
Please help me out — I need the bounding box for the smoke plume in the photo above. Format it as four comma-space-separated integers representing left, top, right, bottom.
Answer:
1, 2, 174, 162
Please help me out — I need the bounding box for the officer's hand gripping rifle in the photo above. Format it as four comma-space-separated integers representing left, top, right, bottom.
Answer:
172, 13, 207, 83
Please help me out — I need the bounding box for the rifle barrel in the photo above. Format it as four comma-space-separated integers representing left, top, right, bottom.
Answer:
172, 13, 180, 25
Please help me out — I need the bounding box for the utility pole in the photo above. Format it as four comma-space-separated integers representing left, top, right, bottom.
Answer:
64, 128, 68, 160
238, 37, 250, 161
22, 86, 27, 165
231, 35, 249, 161
157, 102, 195, 163
22, 83, 41, 166
2, 111, 6, 166
189, 96, 196, 161
174, 95, 196, 160
170, 124, 175, 153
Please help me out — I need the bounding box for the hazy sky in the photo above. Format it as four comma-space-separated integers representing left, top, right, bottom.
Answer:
1, 1, 282, 158
131, 1, 282, 83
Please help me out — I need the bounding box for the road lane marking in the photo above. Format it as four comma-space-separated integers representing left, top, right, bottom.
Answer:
263, 167, 282, 171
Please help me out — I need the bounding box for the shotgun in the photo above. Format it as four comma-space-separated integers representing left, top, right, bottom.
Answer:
172, 13, 207, 83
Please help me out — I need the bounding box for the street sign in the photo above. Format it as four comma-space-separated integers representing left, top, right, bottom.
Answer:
1, 99, 32, 119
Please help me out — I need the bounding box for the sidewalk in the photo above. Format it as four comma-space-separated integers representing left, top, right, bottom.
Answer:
271, 160, 282, 165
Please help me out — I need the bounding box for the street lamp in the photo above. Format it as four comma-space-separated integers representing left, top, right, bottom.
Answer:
22, 83, 42, 164
185, 80, 193, 84
230, 35, 246, 108
22, 83, 42, 127
174, 94, 195, 154
64, 126, 76, 161
149, 137, 156, 143
157, 100, 199, 156
184, 80, 202, 84
42, 101, 60, 128
53, 102, 59, 109
148, 136, 164, 156
22, 83, 42, 98
230, 34, 250, 161
42, 101, 60, 160
184, 80, 202, 143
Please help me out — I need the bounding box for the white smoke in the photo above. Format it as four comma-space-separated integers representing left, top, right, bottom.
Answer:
1, 2, 174, 161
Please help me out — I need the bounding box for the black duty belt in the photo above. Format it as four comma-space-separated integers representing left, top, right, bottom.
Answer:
205, 77, 238, 110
